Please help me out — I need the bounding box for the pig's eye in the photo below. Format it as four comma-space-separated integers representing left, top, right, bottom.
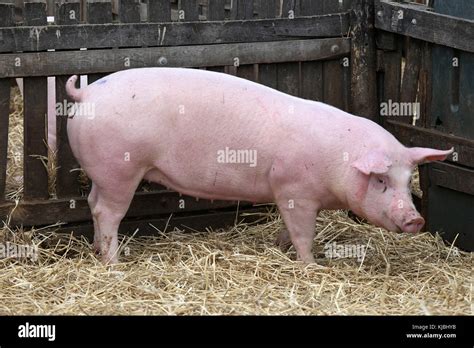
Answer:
376, 177, 388, 192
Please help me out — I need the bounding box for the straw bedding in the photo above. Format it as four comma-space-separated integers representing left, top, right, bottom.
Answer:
0, 87, 471, 315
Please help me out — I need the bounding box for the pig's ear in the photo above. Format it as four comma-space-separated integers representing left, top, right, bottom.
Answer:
351, 150, 392, 175
408, 147, 454, 165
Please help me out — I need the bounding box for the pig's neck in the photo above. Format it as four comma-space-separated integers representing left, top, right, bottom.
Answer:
295, 101, 375, 213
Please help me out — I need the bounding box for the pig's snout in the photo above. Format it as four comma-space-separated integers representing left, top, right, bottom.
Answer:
401, 215, 425, 233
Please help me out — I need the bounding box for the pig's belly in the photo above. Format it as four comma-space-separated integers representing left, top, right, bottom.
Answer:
142, 153, 274, 203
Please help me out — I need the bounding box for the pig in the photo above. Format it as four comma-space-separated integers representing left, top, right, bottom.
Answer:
65, 67, 453, 264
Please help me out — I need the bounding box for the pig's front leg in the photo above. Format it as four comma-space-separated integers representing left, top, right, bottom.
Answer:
275, 198, 319, 264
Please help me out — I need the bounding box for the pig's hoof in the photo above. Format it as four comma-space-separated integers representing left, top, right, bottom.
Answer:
275, 228, 292, 252
297, 254, 316, 265
93, 244, 101, 256
101, 254, 118, 265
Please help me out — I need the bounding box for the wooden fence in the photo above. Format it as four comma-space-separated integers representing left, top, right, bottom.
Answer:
375, 0, 473, 250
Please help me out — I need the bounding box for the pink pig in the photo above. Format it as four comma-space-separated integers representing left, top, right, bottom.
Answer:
66, 68, 453, 264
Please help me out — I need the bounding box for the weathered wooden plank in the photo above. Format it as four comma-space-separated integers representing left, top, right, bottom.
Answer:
53, 2, 82, 197
351, 0, 378, 121
24, 0, 47, 26
119, 0, 140, 23
299, 0, 323, 102
56, 75, 81, 198
255, 0, 277, 89
428, 161, 474, 196
0, 38, 351, 77
319, 0, 348, 109
149, 0, 171, 22
399, 37, 423, 124
0, 80, 8, 202
280, 0, 298, 18
427, 1, 474, 140
23, 76, 49, 199
58, 206, 267, 240
376, 30, 398, 51
379, 51, 402, 124
22, 2, 49, 200
277, 0, 304, 98
230, 0, 255, 79
374, 0, 474, 53
323, 59, 344, 109
236, 64, 257, 81
86, 0, 112, 24
178, 0, 198, 21
418, 41, 432, 128
208, 0, 225, 20
87, 0, 112, 85
0, 1, 13, 202
384, 120, 474, 167
277, 62, 299, 96
0, 190, 253, 226
230, 0, 253, 20
0, 14, 351, 53
323, 0, 353, 13
0, 3, 15, 27
258, 63, 277, 89
341, 54, 351, 111
55, 0, 81, 25
301, 60, 322, 101
300, 0, 322, 15
203, 0, 226, 66
426, 162, 474, 251
380, 35, 402, 102
256, 0, 278, 18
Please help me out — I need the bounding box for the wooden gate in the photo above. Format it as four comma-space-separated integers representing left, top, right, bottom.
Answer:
375, 0, 474, 250
0, 0, 361, 239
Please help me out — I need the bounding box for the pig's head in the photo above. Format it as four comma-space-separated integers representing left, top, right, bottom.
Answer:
348, 147, 453, 233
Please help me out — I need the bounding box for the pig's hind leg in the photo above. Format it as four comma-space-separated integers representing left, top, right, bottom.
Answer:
87, 170, 144, 264
87, 183, 101, 254
275, 228, 292, 251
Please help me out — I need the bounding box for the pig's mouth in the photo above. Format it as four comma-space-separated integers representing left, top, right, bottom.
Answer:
392, 225, 403, 233
380, 212, 403, 233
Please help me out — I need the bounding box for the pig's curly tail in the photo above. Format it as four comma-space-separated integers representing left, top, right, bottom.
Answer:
66, 75, 83, 102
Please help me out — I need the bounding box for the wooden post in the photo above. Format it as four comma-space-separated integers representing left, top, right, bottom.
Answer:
350, 0, 378, 122
207, 0, 226, 73
256, 0, 278, 89
148, 0, 171, 22
230, 0, 253, 20
178, 0, 198, 21
208, 0, 225, 21
55, 0, 81, 198
399, 37, 423, 124
119, 0, 140, 23
23, 0, 50, 199
276, 0, 300, 96
0, 1, 14, 202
